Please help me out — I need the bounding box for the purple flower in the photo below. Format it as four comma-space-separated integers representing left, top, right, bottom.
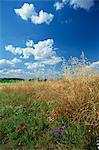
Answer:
48, 129, 64, 134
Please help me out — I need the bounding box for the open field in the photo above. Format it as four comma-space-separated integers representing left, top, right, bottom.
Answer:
0, 77, 99, 150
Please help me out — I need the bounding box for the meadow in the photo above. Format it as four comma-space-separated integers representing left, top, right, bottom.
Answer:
0, 76, 99, 150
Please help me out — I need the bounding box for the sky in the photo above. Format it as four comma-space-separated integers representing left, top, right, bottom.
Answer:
0, 0, 99, 79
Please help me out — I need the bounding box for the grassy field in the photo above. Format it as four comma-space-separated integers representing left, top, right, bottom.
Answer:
0, 77, 99, 150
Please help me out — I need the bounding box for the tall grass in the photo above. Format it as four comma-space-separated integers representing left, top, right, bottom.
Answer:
0, 53, 99, 150
62, 52, 96, 79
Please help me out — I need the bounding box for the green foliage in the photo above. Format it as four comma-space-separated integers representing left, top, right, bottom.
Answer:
0, 93, 98, 150
0, 95, 51, 149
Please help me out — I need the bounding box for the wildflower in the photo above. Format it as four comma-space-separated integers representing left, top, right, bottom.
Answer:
60, 123, 66, 129
48, 129, 64, 134
65, 111, 68, 115
89, 130, 91, 132
51, 116, 56, 121
56, 114, 59, 119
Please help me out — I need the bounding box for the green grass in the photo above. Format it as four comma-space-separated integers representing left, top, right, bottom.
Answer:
0, 93, 98, 150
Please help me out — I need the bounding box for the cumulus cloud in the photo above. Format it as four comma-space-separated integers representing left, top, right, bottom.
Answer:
54, 0, 95, 11
25, 56, 62, 70
5, 39, 57, 60
42, 56, 62, 65
0, 58, 21, 67
54, 2, 64, 11
14, 3, 54, 24
33, 39, 55, 60
11, 58, 21, 64
5, 45, 34, 59
5, 45, 22, 55
25, 62, 45, 70
26, 40, 34, 47
5, 39, 63, 79
31, 10, 53, 24
15, 3, 36, 20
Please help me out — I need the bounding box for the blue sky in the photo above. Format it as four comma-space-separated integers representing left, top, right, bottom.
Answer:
0, 0, 99, 79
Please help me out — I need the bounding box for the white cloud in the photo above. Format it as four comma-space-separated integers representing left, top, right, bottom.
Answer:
25, 56, 62, 70
33, 39, 55, 60
0, 67, 62, 79
26, 40, 34, 47
5, 39, 57, 60
90, 61, 99, 67
22, 47, 34, 58
54, 0, 95, 11
31, 10, 54, 24
54, 2, 64, 11
42, 56, 62, 65
15, 3, 36, 20
0, 58, 21, 67
86, 61, 99, 69
11, 58, 21, 64
25, 62, 45, 69
5, 45, 34, 59
5, 45, 22, 55
62, 0, 69, 4
1, 69, 23, 74
0, 61, 98, 79
83, 61, 99, 76
0, 69, 34, 79
69, 0, 95, 11
14, 3, 54, 24
5, 39, 63, 80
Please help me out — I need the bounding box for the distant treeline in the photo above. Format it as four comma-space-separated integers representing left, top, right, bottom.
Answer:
0, 78, 47, 83
0, 78, 24, 83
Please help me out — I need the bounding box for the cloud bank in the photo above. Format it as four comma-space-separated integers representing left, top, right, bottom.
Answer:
0, 68, 62, 79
